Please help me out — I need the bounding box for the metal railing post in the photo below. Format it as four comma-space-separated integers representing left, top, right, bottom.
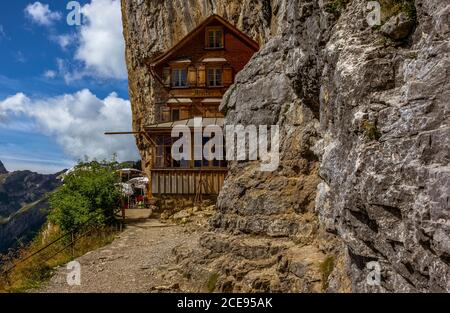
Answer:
71, 231, 75, 259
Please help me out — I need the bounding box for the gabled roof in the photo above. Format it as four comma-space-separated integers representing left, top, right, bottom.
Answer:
149, 14, 259, 67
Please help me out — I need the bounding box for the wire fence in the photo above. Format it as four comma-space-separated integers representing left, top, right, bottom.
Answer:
0, 209, 123, 283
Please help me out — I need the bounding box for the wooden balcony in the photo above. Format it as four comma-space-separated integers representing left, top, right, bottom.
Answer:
169, 87, 227, 98
150, 168, 228, 195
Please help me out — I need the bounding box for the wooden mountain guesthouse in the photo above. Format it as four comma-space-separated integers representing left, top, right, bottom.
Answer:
109, 15, 259, 200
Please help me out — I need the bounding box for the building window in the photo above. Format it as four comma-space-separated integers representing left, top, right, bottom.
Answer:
206, 27, 223, 49
155, 136, 173, 168
155, 135, 190, 168
172, 109, 180, 121
172, 68, 187, 87
207, 68, 223, 87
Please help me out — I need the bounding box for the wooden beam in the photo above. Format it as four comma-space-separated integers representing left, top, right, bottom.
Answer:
142, 133, 157, 147
104, 131, 141, 135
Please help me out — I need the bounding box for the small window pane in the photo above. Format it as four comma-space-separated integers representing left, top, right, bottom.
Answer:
155, 156, 163, 168
180, 159, 190, 168
172, 69, 187, 87
207, 29, 223, 48
208, 32, 215, 48
207, 69, 215, 86
181, 70, 187, 86
207, 68, 222, 87
164, 146, 171, 167
216, 69, 222, 86
215, 31, 222, 47
172, 70, 178, 86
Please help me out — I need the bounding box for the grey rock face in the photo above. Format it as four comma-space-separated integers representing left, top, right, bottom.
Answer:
316, 0, 450, 292
122, 0, 450, 292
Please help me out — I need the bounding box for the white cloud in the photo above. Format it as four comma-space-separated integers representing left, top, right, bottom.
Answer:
25, 2, 62, 26
0, 90, 139, 162
44, 70, 56, 78
56, 58, 85, 83
46, 0, 127, 81
54, 34, 74, 50
75, 0, 127, 79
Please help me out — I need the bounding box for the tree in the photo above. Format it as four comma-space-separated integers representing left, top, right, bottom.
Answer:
48, 160, 121, 232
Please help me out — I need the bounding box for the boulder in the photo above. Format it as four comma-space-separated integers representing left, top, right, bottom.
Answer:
381, 12, 415, 40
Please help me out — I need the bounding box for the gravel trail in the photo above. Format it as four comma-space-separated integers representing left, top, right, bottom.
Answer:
35, 218, 203, 293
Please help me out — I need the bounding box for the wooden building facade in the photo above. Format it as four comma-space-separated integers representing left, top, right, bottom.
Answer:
146, 15, 259, 197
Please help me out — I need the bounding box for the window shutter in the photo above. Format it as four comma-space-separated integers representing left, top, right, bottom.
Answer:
161, 107, 170, 122
162, 67, 170, 87
223, 67, 233, 86
180, 109, 189, 120
188, 66, 197, 86
198, 65, 206, 87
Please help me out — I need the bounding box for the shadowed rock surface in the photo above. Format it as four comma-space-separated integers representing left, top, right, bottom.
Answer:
121, 0, 450, 292
0, 161, 7, 175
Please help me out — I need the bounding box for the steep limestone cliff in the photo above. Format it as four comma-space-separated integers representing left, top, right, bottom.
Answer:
316, 0, 450, 292
121, 0, 450, 292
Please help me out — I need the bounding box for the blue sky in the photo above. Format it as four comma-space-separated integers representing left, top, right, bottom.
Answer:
0, 0, 138, 173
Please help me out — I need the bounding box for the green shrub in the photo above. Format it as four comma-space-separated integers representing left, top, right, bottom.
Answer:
325, 0, 349, 16
206, 272, 219, 293
320, 256, 335, 291
378, 0, 417, 23
48, 160, 121, 233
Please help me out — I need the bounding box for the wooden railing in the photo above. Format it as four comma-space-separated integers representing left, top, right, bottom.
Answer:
150, 168, 227, 195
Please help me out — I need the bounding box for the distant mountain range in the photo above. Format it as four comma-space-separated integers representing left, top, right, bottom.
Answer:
0, 160, 63, 254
